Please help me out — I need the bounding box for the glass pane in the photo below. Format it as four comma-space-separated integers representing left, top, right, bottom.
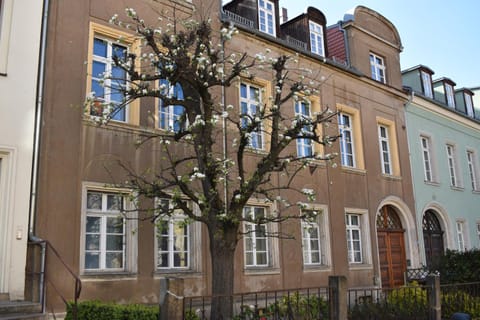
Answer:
174, 252, 187, 267
93, 38, 107, 57
240, 84, 247, 98
310, 239, 319, 251
245, 252, 253, 266
85, 234, 100, 250
158, 253, 169, 267
87, 192, 102, 209
256, 238, 267, 251
85, 252, 99, 269
92, 61, 106, 78
106, 234, 123, 250
86, 216, 100, 233
106, 252, 123, 268
91, 80, 105, 98
107, 194, 122, 211
245, 237, 253, 251
107, 217, 124, 233
256, 252, 267, 265
158, 236, 169, 251
311, 252, 320, 263
112, 44, 127, 59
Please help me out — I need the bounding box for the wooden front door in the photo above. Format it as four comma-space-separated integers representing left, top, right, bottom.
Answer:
377, 206, 407, 288
423, 210, 444, 269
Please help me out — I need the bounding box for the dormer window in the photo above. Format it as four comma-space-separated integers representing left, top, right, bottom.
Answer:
445, 83, 455, 108
421, 70, 433, 98
258, 0, 275, 36
465, 92, 474, 117
309, 21, 325, 57
369, 53, 386, 84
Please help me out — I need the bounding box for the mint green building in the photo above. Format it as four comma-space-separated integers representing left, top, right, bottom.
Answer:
402, 65, 480, 268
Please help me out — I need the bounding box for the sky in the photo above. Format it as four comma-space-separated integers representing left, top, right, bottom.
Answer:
280, 1, 480, 89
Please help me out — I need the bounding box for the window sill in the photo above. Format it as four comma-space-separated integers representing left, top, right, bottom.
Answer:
381, 174, 402, 181
341, 166, 366, 175
303, 265, 331, 273
348, 263, 373, 271
424, 180, 440, 187
450, 185, 464, 192
472, 190, 480, 195
244, 267, 280, 275
81, 272, 137, 281
153, 270, 203, 278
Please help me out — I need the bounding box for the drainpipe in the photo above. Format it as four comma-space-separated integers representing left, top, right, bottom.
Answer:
28, 0, 50, 311
338, 21, 351, 67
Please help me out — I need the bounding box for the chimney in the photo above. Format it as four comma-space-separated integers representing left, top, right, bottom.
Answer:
281, 7, 288, 23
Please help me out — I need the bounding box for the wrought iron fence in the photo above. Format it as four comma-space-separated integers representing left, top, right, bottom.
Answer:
441, 282, 480, 319
348, 285, 431, 320
183, 287, 329, 320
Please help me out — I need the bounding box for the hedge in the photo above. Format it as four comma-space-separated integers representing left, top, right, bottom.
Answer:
65, 300, 159, 320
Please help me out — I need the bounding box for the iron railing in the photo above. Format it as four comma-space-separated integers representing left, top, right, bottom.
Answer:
184, 287, 329, 319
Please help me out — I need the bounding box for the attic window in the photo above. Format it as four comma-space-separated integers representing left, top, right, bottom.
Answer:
445, 83, 455, 108
309, 21, 325, 57
258, 0, 275, 36
465, 93, 474, 117
421, 71, 433, 98
369, 53, 386, 84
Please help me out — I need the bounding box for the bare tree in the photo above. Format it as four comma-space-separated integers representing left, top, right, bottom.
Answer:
87, 7, 338, 319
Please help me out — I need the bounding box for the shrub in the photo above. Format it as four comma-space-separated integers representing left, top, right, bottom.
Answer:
442, 291, 480, 319
435, 249, 480, 284
65, 300, 159, 320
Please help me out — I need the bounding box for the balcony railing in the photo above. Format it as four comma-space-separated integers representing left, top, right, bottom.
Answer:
221, 10, 254, 29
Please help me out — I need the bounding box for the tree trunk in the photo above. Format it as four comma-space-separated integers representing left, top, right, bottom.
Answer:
209, 228, 236, 320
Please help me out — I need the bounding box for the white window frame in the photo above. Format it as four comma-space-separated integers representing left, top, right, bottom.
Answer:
420, 136, 434, 182
300, 206, 330, 268
467, 150, 479, 191
81, 185, 137, 274
0, 0, 13, 75
369, 53, 386, 84
91, 36, 128, 122
158, 80, 185, 133
295, 100, 313, 158
446, 144, 460, 187
378, 125, 392, 175
421, 70, 433, 98
445, 83, 455, 108
258, 0, 276, 36
309, 21, 325, 57
477, 222, 480, 245
465, 93, 475, 118
456, 220, 466, 252
0, 149, 14, 292
338, 113, 356, 167
346, 214, 363, 263
155, 199, 191, 270
240, 82, 264, 150
243, 206, 269, 267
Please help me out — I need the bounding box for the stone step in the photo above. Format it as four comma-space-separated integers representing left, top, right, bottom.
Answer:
0, 301, 43, 320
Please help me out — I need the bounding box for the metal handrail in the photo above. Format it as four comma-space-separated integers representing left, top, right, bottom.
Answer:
29, 237, 82, 320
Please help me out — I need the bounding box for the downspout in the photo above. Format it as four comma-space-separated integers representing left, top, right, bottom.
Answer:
28, 0, 50, 311
219, 0, 229, 212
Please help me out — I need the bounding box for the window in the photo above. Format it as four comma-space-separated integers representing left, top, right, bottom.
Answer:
477, 223, 480, 244
243, 206, 269, 267
456, 221, 466, 252
295, 100, 313, 157
240, 83, 264, 150
420, 136, 434, 182
258, 0, 275, 36
158, 80, 185, 133
421, 70, 433, 98
338, 113, 355, 167
465, 93, 475, 118
446, 144, 459, 187
309, 21, 325, 57
345, 214, 362, 263
369, 53, 386, 84
467, 150, 479, 191
90, 37, 128, 121
445, 83, 455, 108
0, 0, 13, 74
84, 191, 128, 271
378, 125, 392, 175
155, 199, 190, 269
300, 207, 330, 267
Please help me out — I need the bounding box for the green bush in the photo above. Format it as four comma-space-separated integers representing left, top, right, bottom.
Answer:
65, 300, 159, 320
435, 249, 480, 284
442, 291, 480, 319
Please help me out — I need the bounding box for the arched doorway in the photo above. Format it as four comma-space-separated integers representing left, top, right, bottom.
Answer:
423, 210, 444, 269
377, 205, 407, 288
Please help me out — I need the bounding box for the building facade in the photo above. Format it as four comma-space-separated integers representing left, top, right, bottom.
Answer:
0, 0, 45, 301
403, 65, 480, 268
34, 0, 418, 312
